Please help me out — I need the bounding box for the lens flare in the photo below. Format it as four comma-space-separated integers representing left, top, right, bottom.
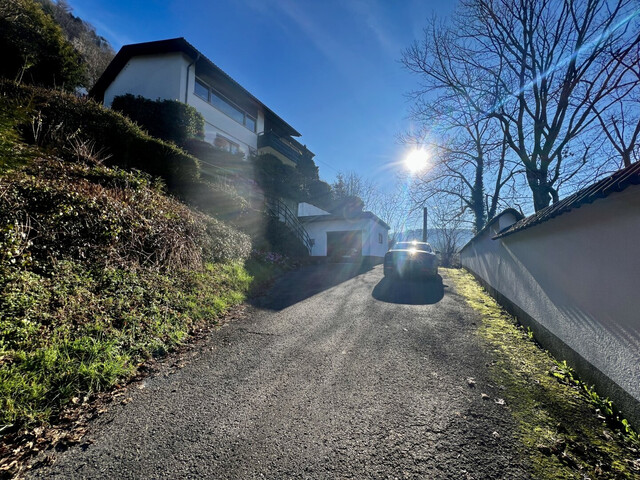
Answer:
405, 148, 429, 173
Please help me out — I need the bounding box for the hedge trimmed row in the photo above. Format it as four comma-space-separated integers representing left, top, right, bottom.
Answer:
111, 94, 205, 148
0, 81, 200, 190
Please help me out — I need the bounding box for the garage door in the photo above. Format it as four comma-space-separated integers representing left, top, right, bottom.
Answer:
326, 230, 362, 260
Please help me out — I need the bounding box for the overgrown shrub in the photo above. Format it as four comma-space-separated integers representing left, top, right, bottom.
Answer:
252, 153, 303, 200
177, 179, 250, 223
0, 158, 250, 271
0, 157, 253, 428
182, 139, 247, 175
112, 94, 205, 147
258, 216, 309, 258
0, 81, 200, 190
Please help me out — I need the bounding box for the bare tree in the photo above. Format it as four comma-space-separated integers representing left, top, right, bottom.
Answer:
402, 84, 520, 232
595, 42, 640, 167
404, 0, 640, 212
371, 186, 415, 245
427, 200, 469, 268
332, 171, 379, 211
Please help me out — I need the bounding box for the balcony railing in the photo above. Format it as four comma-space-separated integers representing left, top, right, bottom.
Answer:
257, 131, 313, 165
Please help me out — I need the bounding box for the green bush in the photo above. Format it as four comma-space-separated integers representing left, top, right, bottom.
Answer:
183, 138, 247, 176
0, 0, 85, 90
0, 157, 253, 428
261, 216, 309, 258
112, 94, 205, 147
0, 159, 250, 271
177, 179, 250, 223
252, 153, 304, 200
0, 81, 200, 190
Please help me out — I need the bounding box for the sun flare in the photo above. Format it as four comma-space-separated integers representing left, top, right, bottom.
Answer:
405, 148, 429, 173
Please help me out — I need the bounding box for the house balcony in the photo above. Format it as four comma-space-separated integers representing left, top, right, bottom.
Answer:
257, 130, 314, 167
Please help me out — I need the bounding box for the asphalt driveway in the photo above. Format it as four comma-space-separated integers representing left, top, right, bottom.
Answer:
31, 264, 530, 479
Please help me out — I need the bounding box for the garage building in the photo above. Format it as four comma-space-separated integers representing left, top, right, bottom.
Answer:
298, 203, 389, 262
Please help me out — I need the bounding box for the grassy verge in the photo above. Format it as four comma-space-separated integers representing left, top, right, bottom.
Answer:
0, 260, 251, 429
446, 268, 640, 479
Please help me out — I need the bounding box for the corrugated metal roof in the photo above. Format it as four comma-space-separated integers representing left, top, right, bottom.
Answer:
495, 161, 640, 239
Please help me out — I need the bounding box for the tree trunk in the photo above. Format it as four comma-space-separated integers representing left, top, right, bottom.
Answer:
472, 160, 486, 232
527, 167, 553, 212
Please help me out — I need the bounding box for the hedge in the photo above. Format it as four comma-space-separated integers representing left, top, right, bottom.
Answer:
111, 94, 205, 148
0, 81, 200, 190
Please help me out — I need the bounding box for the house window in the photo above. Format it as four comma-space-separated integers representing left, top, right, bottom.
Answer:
378, 233, 383, 244
245, 115, 256, 132
194, 78, 209, 101
214, 134, 240, 154
194, 77, 257, 132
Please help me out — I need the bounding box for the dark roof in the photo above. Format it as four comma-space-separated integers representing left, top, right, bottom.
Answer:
89, 37, 300, 137
496, 161, 640, 239
300, 211, 390, 230
459, 208, 524, 253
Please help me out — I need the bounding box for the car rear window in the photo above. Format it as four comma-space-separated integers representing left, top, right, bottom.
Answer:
394, 242, 432, 253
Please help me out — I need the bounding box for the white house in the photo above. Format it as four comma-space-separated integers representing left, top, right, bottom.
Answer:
91, 37, 314, 167
298, 203, 389, 261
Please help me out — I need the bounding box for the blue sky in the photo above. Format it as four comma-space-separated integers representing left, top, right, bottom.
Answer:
69, 0, 455, 190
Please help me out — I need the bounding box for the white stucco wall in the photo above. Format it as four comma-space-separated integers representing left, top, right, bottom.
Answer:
364, 221, 389, 257
103, 52, 261, 159
104, 53, 188, 107
302, 217, 388, 257
460, 187, 640, 415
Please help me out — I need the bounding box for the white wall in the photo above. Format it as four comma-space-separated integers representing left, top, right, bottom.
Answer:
298, 202, 330, 216
460, 187, 640, 422
104, 52, 261, 160
364, 221, 389, 257
303, 218, 388, 257
104, 53, 188, 107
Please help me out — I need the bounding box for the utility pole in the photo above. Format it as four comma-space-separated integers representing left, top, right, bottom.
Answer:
422, 207, 428, 242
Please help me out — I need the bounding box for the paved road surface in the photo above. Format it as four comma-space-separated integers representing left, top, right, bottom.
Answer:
32, 264, 530, 479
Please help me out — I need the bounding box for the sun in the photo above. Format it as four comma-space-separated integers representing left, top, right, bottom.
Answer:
405, 148, 429, 173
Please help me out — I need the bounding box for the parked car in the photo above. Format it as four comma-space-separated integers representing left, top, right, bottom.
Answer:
383, 241, 439, 280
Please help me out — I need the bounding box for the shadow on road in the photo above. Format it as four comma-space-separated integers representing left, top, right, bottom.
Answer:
251, 261, 375, 311
371, 275, 445, 305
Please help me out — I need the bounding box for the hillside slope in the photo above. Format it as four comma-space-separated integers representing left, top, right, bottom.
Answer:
0, 83, 262, 436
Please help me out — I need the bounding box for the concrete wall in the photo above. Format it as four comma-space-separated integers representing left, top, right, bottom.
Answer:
460, 186, 640, 425
104, 53, 187, 107
303, 218, 388, 258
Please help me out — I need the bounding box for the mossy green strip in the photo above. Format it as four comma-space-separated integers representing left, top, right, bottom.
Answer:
446, 268, 640, 479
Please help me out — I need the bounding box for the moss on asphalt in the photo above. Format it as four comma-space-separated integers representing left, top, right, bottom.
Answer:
445, 268, 640, 480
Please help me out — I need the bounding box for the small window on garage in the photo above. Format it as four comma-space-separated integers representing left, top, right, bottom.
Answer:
378, 233, 383, 244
